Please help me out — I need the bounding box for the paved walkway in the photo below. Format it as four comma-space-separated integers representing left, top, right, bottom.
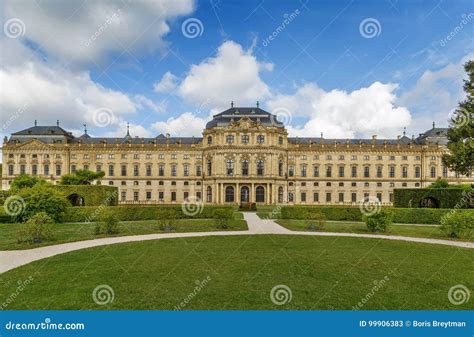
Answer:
1, 213, 472, 274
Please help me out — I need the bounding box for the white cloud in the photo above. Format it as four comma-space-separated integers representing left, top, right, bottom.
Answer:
178, 40, 272, 109
151, 112, 209, 136
398, 53, 473, 133
153, 71, 178, 93
134, 94, 167, 113
3, 0, 195, 65
103, 121, 152, 138
268, 82, 411, 138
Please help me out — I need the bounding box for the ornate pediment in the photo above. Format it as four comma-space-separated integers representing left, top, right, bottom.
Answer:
227, 117, 264, 132
11, 139, 56, 150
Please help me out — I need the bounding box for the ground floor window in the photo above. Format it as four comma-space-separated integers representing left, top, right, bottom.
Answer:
133, 192, 139, 201
241, 186, 250, 202
278, 187, 284, 203
256, 186, 265, 202
225, 186, 235, 202
206, 186, 212, 202
301, 192, 306, 202
171, 191, 176, 201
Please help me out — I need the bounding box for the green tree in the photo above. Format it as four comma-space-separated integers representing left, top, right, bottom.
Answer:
60, 169, 105, 185
428, 178, 450, 189
15, 185, 69, 222
10, 174, 48, 191
442, 60, 474, 177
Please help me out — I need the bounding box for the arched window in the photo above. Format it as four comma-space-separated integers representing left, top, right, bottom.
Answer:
207, 136, 213, 144
288, 192, 294, 202
241, 186, 250, 202
225, 186, 235, 202
278, 187, 284, 203
256, 160, 264, 176
226, 159, 234, 176
206, 186, 212, 203
256, 186, 265, 203
430, 166, 436, 178
241, 160, 249, 176
207, 160, 212, 176
278, 160, 283, 176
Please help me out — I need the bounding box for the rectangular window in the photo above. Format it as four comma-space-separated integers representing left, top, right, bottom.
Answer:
146, 191, 152, 200
241, 134, 249, 144
351, 192, 357, 203
171, 191, 176, 201
184, 165, 189, 177
364, 166, 370, 178
256, 135, 265, 143
171, 165, 177, 177
71, 165, 76, 173
121, 165, 127, 176
389, 193, 394, 202
338, 193, 344, 203
96, 165, 102, 173
377, 166, 382, 178
133, 192, 139, 201
389, 166, 395, 178
196, 165, 202, 176
109, 165, 114, 176
301, 192, 306, 202
44, 164, 49, 176
158, 191, 164, 201
159, 165, 164, 176
32, 165, 37, 175
55, 165, 61, 176
133, 165, 139, 177
326, 192, 332, 202
121, 191, 126, 201
402, 166, 408, 178
326, 166, 332, 177
351, 166, 357, 178
338, 166, 344, 177
8, 165, 14, 175
313, 166, 319, 177
313, 192, 319, 202
146, 165, 152, 177
376, 193, 382, 202
184, 191, 189, 201
301, 166, 307, 177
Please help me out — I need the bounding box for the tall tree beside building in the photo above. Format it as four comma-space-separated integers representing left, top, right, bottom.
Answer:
442, 60, 474, 177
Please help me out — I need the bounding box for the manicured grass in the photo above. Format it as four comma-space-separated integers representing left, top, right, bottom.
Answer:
0, 214, 247, 251
276, 219, 473, 242
0, 235, 472, 310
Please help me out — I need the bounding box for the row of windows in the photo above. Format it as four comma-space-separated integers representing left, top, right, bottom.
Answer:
8, 164, 61, 176
109, 180, 202, 186
289, 154, 433, 161
7, 153, 202, 160
289, 165, 444, 178
208, 134, 278, 145
288, 181, 419, 188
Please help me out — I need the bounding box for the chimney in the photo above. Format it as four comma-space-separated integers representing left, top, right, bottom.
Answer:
231, 101, 234, 108
57, 120, 59, 126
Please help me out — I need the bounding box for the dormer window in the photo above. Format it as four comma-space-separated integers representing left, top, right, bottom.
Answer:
207, 136, 212, 145
226, 135, 234, 144
257, 135, 265, 144
241, 134, 249, 144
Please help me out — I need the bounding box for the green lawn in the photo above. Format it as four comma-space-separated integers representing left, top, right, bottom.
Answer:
276, 219, 472, 242
0, 235, 472, 310
0, 214, 247, 251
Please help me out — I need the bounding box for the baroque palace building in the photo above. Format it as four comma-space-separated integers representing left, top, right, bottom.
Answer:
2, 105, 472, 205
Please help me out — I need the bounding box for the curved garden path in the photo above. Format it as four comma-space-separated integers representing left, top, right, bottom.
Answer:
0, 212, 472, 274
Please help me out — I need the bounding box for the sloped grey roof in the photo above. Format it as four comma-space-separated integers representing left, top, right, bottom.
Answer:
12, 125, 73, 137
288, 135, 413, 145
206, 106, 284, 128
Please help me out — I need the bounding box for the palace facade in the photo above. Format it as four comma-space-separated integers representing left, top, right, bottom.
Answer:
2, 105, 472, 205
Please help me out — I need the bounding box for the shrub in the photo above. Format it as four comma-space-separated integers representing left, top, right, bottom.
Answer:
428, 178, 450, 189
14, 185, 69, 222
239, 202, 257, 211
304, 210, 326, 231
363, 209, 393, 232
440, 211, 474, 238
214, 208, 233, 229
158, 208, 178, 232
60, 169, 105, 185
10, 174, 48, 191
17, 212, 54, 244
95, 214, 120, 235
62, 205, 234, 222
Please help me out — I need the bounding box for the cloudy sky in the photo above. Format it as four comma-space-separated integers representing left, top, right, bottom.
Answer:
1, 0, 473, 141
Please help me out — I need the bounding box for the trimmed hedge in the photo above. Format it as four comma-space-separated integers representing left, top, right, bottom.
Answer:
62, 205, 234, 223
54, 185, 118, 206
394, 188, 472, 209
280, 206, 474, 224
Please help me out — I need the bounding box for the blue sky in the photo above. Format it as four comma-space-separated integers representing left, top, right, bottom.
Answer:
1, 0, 473, 140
